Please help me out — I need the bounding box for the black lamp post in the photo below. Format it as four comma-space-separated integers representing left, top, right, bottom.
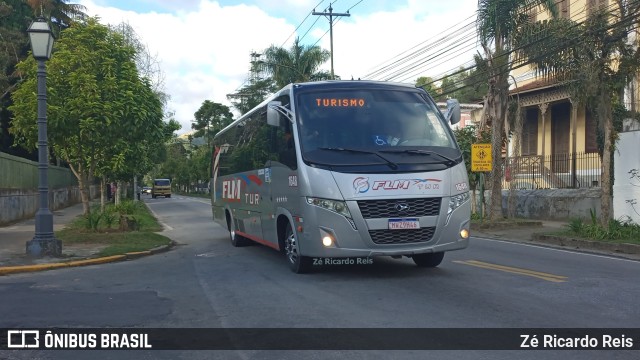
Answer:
26, 17, 61, 257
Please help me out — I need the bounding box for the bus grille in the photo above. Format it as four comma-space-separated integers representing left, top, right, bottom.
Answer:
357, 198, 441, 219
369, 227, 436, 245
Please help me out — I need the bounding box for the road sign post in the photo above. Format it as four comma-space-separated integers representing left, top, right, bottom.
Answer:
471, 144, 492, 172
472, 144, 492, 222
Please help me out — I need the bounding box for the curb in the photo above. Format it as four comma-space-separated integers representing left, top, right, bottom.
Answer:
0, 243, 174, 276
532, 234, 640, 255
472, 221, 543, 231
472, 231, 639, 259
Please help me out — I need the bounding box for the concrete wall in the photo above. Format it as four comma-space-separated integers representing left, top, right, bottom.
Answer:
1, 186, 605, 224
0, 185, 99, 226
501, 188, 601, 220
614, 130, 640, 225
474, 188, 602, 220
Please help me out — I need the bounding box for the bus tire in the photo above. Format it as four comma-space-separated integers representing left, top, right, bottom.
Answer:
284, 223, 312, 273
227, 214, 248, 247
412, 252, 445, 267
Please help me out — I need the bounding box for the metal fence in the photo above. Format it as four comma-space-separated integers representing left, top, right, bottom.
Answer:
0, 152, 77, 189
503, 152, 601, 189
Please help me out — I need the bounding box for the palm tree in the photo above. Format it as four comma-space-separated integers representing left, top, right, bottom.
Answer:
512, 3, 640, 226
26, 0, 87, 33
263, 37, 331, 88
476, 0, 557, 220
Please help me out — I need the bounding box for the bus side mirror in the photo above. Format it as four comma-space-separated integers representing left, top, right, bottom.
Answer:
267, 101, 282, 127
445, 99, 461, 125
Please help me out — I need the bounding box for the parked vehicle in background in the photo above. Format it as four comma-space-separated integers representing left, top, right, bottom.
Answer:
143, 186, 152, 194
152, 179, 171, 198
211, 80, 470, 273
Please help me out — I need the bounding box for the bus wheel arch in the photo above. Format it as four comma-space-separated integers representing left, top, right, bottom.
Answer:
276, 215, 290, 254
226, 209, 248, 247
278, 215, 312, 273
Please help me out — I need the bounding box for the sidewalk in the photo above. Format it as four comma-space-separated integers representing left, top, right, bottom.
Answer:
471, 219, 567, 241
0, 202, 101, 267
471, 220, 640, 260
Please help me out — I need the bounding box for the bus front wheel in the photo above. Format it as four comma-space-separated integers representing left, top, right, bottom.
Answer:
227, 214, 249, 247
284, 224, 312, 274
412, 252, 445, 267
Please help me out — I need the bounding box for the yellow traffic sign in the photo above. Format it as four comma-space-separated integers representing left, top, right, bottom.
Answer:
471, 143, 492, 172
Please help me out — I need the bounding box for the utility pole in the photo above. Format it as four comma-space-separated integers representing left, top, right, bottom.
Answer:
313, 3, 350, 79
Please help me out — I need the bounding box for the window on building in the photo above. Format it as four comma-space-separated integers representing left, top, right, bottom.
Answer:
585, 109, 598, 153
528, 5, 537, 23
587, 0, 609, 16
521, 108, 539, 155
560, 0, 570, 19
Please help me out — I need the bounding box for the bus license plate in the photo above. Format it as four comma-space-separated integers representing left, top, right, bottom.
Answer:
388, 218, 419, 230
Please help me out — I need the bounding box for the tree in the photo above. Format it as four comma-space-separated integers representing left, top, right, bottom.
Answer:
111, 21, 166, 96
9, 17, 171, 215
416, 65, 489, 103
454, 125, 492, 214
415, 76, 439, 99
154, 140, 189, 191
192, 100, 233, 148
227, 78, 275, 115
476, 0, 558, 220
25, 0, 87, 33
441, 63, 490, 103
513, 3, 640, 226
263, 37, 331, 88
0, 0, 36, 157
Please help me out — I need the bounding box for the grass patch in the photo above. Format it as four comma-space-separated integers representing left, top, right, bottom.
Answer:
56, 200, 171, 257
560, 216, 640, 245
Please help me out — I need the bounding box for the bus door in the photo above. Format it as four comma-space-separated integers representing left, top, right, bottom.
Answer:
262, 120, 300, 244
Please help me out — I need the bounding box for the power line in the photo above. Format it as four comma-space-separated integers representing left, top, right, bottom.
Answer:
363, 13, 478, 79
313, 2, 351, 79
436, 1, 637, 99
384, 0, 615, 91
364, 0, 587, 85
286, 0, 327, 46
311, 0, 364, 46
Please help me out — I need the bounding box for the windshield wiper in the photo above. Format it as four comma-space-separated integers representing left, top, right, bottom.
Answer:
379, 149, 458, 165
318, 147, 399, 170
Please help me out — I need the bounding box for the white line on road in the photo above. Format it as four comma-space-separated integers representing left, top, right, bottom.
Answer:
145, 205, 173, 231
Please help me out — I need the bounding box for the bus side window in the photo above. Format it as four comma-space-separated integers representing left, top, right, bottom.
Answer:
278, 122, 297, 170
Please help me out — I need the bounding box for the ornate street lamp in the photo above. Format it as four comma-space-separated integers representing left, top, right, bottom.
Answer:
26, 18, 61, 256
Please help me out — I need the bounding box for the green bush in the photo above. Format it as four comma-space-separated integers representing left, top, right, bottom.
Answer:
566, 215, 640, 242
115, 200, 143, 215
75, 201, 151, 232
84, 207, 104, 231
102, 207, 118, 229
568, 218, 583, 233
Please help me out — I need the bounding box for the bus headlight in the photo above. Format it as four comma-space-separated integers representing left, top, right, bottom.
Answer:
306, 197, 352, 219
447, 192, 470, 224
448, 192, 470, 215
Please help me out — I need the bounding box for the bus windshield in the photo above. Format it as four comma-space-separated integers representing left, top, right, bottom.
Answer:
295, 89, 458, 166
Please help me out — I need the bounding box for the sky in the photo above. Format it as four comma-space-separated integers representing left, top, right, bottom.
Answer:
77, 0, 481, 135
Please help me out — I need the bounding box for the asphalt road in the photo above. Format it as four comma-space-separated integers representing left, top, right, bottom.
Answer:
0, 195, 638, 360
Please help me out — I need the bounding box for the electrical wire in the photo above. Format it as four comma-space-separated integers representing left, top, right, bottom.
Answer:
281, 0, 328, 46
436, 1, 639, 98
409, 0, 624, 93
